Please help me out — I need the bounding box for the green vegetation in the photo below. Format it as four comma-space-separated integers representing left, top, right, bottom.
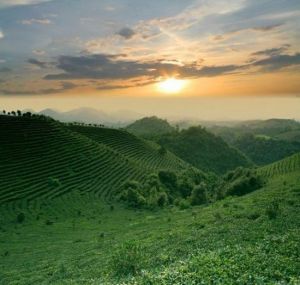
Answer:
117, 168, 215, 209
0, 114, 299, 284
234, 134, 300, 165
158, 126, 251, 174
0, 164, 299, 284
126, 116, 175, 138
0, 115, 187, 207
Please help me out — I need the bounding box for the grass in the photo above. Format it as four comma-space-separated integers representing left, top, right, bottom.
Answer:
0, 115, 299, 284
0, 171, 299, 284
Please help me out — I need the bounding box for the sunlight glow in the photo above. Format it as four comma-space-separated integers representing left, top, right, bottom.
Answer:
157, 78, 187, 94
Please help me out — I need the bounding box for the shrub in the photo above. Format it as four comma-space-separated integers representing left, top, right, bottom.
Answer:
157, 192, 168, 207
266, 201, 280, 219
158, 170, 177, 191
190, 183, 208, 206
16, 213, 25, 224
110, 241, 146, 277
179, 199, 190, 210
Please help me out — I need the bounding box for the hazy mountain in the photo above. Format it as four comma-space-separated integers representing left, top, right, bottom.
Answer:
36, 107, 143, 126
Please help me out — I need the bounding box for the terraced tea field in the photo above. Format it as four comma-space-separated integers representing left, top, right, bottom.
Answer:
0, 161, 299, 284
0, 115, 187, 219
259, 153, 300, 177
69, 125, 186, 172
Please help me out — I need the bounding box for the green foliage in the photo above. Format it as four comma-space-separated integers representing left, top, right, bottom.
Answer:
217, 167, 264, 199
119, 168, 215, 209
265, 200, 281, 219
190, 182, 208, 205
110, 241, 146, 277
16, 213, 25, 224
126, 116, 174, 138
234, 133, 300, 165
158, 126, 251, 174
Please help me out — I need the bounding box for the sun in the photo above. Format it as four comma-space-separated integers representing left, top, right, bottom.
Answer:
157, 78, 186, 94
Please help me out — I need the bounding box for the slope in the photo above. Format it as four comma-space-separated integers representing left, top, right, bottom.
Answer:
69, 124, 186, 172
0, 115, 187, 212
0, 153, 299, 284
234, 134, 300, 165
158, 126, 252, 174
259, 152, 300, 178
126, 116, 175, 138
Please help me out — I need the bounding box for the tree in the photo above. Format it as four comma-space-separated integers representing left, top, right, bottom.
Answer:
11, 111, 16, 116
17, 110, 22, 116
2, 110, 6, 114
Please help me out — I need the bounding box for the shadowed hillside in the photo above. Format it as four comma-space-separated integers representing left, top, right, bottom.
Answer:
126, 116, 175, 138
0, 115, 187, 211
158, 126, 252, 174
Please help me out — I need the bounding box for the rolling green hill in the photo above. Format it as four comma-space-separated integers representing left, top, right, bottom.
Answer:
259, 152, 300, 178
158, 126, 252, 174
126, 116, 175, 138
0, 115, 187, 214
68, 124, 186, 172
234, 134, 300, 165
0, 151, 299, 284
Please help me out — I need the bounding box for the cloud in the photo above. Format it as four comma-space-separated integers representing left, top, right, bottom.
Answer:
117, 27, 136, 40
0, 81, 77, 95
0, 0, 52, 9
213, 24, 283, 41
44, 54, 243, 82
252, 24, 283, 32
0, 30, 4, 39
28, 58, 49, 68
32, 49, 46, 56
21, 18, 52, 25
0, 67, 12, 73
252, 53, 300, 71
251, 45, 290, 57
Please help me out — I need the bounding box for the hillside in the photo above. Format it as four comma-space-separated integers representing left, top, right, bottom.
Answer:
1, 154, 299, 284
208, 119, 300, 144
234, 134, 300, 165
69, 124, 187, 172
259, 152, 300, 178
126, 116, 175, 138
158, 126, 252, 174
0, 115, 187, 210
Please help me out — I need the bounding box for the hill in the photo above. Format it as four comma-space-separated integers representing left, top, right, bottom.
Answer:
208, 119, 300, 144
234, 134, 300, 165
126, 116, 175, 138
68, 124, 186, 172
37, 108, 142, 127
259, 152, 300, 178
0, 115, 187, 209
157, 126, 252, 174
1, 152, 299, 284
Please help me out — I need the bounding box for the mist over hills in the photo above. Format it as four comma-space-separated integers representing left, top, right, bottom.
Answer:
32, 107, 143, 127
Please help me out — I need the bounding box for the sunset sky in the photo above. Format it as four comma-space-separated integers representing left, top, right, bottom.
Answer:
0, 0, 300, 118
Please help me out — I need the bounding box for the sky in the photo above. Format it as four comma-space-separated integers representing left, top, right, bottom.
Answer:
0, 0, 300, 119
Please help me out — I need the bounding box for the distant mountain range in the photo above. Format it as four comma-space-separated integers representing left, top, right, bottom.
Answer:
24, 107, 143, 127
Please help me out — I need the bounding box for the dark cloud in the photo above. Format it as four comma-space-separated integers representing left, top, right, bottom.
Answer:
117, 27, 136, 39
251, 45, 290, 57
44, 54, 243, 81
252, 53, 300, 71
28, 58, 49, 69
252, 23, 283, 32
0, 67, 12, 73
0, 81, 77, 95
